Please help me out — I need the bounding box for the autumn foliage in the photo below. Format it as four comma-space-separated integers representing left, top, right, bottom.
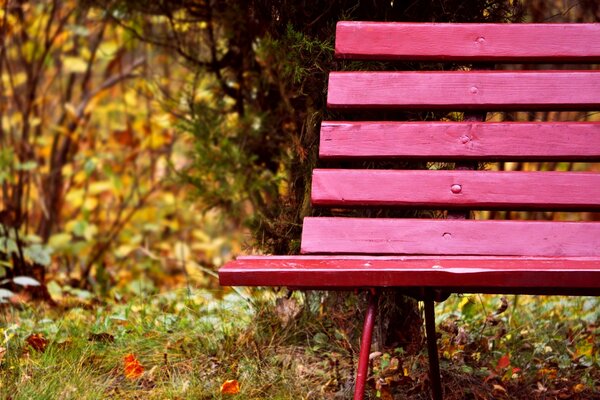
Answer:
123, 353, 144, 380
220, 379, 240, 395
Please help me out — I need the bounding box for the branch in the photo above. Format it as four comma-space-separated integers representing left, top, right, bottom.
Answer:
73, 57, 146, 120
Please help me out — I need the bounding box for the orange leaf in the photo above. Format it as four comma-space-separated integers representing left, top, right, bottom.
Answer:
123, 353, 144, 380
220, 379, 240, 395
26, 333, 48, 352
497, 354, 510, 369
573, 383, 586, 393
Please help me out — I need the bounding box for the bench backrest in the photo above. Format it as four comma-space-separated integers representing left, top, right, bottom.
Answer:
301, 22, 600, 257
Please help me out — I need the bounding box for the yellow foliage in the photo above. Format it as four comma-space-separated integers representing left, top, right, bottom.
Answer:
115, 245, 136, 259
48, 233, 73, 249
88, 181, 113, 195
65, 189, 85, 208
82, 197, 98, 212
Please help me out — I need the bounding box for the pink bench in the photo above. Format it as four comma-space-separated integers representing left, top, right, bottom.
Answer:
220, 22, 600, 399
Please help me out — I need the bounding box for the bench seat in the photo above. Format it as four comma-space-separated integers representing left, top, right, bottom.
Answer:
220, 255, 600, 294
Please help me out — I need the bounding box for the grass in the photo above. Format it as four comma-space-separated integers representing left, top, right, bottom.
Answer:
0, 288, 358, 399
0, 287, 599, 399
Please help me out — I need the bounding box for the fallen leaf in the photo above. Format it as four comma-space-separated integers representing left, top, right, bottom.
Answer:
573, 383, 585, 393
275, 297, 301, 327
123, 353, 144, 380
378, 386, 394, 400
454, 327, 469, 345
25, 333, 48, 352
492, 384, 507, 394
220, 379, 240, 395
139, 365, 157, 390
56, 338, 73, 350
538, 368, 557, 379
88, 332, 115, 343
494, 296, 509, 315
497, 354, 510, 369
535, 381, 547, 394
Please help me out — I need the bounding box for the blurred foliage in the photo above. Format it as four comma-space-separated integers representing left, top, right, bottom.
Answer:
0, 0, 239, 298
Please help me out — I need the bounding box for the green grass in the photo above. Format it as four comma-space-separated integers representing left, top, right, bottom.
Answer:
0, 289, 357, 399
0, 289, 599, 399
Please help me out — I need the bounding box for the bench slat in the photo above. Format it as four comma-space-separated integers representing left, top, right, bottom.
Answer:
219, 255, 600, 292
335, 22, 600, 62
327, 71, 600, 110
301, 217, 600, 256
320, 122, 600, 160
311, 170, 600, 209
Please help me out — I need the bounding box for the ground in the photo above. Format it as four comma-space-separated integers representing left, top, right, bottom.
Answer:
0, 288, 598, 399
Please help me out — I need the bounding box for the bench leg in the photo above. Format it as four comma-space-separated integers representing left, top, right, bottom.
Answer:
424, 299, 443, 400
354, 289, 379, 400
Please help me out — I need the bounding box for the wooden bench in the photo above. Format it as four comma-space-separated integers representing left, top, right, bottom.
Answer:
219, 22, 600, 400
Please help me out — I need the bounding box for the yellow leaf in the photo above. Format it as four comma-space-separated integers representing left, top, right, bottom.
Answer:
151, 113, 173, 129
64, 103, 79, 121
73, 170, 87, 185
115, 245, 136, 259
88, 181, 113, 195
192, 229, 211, 243
48, 233, 72, 249
174, 242, 190, 261
65, 189, 85, 208
2, 72, 27, 88
220, 379, 240, 395
97, 41, 119, 59
83, 224, 98, 241
62, 164, 73, 178
63, 56, 89, 74
83, 197, 98, 211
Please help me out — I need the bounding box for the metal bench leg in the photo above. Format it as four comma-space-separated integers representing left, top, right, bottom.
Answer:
424, 299, 443, 400
354, 289, 379, 400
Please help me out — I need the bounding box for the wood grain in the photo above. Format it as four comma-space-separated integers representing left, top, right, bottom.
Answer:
300, 217, 600, 256
327, 71, 600, 110
219, 255, 600, 291
311, 169, 600, 209
319, 121, 600, 160
335, 22, 600, 62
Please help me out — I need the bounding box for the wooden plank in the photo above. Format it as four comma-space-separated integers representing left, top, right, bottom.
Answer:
311, 170, 600, 209
300, 218, 600, 256
319, 121, 600, 160
335, 22, 600, 62
327, 71, 600, 110
219, 255, 600, 291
